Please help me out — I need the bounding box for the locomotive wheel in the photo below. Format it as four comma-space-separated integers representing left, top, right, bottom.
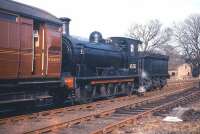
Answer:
75, 85, 92, 103
106, 84, 114, 98
106, 86, 111, 96
75, 87, 81, 102
82, 85, 93, 103
127, 82, 135, 95
80, 90, 90, 103
124, 83, 132, 96
121, 83, 127, 94
79, 90, 87, 103
113, 84, 119, 96
100, 84, 107, 97
92, 86, 97, 99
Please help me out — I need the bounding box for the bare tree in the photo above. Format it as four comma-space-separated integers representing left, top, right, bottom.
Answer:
128, 19, 172, 52
174, 14, 200, 75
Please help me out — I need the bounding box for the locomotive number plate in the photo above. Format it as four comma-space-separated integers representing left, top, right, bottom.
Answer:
129, 64, 136, 69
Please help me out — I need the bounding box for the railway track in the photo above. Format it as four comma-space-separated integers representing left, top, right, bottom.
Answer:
88, 87, 200, 134
0, 80, 198, 134
57, 87, 200, 134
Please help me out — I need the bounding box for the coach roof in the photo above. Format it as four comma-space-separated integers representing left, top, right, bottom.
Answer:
0, 0, 62, 25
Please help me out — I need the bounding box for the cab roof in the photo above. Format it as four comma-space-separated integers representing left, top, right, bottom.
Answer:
109, 37, 142, 45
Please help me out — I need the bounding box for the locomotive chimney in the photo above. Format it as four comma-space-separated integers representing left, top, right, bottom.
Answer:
60, 17, 71, 36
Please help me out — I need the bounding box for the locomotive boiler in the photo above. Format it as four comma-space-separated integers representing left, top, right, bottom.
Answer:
62, 32, 124, 77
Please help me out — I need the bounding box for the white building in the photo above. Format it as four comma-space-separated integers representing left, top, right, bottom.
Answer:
169, 63, 192, 80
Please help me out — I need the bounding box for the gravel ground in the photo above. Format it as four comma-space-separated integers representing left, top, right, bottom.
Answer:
117, 101, 200, 134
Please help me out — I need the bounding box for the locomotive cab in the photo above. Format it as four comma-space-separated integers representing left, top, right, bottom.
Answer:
108, 37, 141, 56
108, 37, 142, 74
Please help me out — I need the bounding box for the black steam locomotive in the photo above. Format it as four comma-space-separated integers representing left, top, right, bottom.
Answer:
60, 18, 169, 102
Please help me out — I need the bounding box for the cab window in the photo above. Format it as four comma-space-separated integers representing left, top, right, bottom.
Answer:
130, 44, 134, 53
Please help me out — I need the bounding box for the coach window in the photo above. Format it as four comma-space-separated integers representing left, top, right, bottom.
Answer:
33, 30, 39, 47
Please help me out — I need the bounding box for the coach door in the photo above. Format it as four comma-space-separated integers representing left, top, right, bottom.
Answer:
31, 24, 46, 77
19, 17, 33, 78
0, 12, 20, 79
44, 24, 62, 78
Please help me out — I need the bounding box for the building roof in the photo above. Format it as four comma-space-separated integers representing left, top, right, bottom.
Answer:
0, 0, 62, 25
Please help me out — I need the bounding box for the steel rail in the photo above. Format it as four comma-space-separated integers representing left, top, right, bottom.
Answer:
91, 89, 200, 134
21, 81, 197, 134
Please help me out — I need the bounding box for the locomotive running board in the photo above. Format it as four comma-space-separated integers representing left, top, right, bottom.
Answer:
90, 78, 134, 85
77, 75, 138, 81
76, 75, 138, 85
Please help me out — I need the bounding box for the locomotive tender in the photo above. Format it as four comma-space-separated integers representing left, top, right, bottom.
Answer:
0, 0, 169, 108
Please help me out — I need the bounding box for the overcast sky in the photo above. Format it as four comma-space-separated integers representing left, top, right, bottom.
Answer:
15, 0, 200, 38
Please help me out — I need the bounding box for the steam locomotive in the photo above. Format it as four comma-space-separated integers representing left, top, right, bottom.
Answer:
61, 30, 169, 102
0, 0, 169, 109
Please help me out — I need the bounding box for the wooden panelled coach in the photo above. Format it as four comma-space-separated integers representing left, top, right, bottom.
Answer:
0, 0, 65, 107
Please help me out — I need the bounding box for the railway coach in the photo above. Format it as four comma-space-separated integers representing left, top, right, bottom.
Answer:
0, 0, 65, 108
